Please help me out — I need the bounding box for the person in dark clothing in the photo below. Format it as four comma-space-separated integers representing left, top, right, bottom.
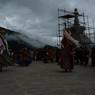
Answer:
74, 47, 83, 65
74, 47, 81, 65
83, 47, 89, 66
56, 49, 61, 63
43, 50, 48, 63
91, 46, 95, 67
17, 48, 32, 66
76, 46, 89, 66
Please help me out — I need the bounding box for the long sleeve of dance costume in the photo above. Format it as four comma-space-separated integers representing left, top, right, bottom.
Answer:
64, 31, 80, 47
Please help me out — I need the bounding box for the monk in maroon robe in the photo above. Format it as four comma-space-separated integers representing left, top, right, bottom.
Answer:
59, 29, 79, 72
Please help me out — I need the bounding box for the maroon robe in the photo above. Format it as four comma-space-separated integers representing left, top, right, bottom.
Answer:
59, 37, 75, 71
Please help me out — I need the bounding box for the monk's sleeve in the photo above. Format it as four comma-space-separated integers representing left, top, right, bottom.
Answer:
64, 31, 80, 47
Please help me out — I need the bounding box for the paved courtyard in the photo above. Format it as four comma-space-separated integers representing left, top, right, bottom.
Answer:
0, 62, 95, 95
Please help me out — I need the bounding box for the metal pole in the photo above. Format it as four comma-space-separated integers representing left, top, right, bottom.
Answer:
83, 12, 85, 27
93, 19, 95, 44
58, 8, 61, 48
87, 16, 90, 42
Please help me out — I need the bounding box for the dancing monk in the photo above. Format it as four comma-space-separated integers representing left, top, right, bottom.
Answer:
59, 29, 80, 72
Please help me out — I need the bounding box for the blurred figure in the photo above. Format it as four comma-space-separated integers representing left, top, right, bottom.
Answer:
43, 49, 48, 63
91, 46, 95, 67
80, 46, 89, 65
59, 29, 80, 72
56, 48, 61, 63
82, 46, 89, 66
0, 32, 10, 71
74, 47, 81, 65
17, 48, 32, 66
74, 45, 89, 66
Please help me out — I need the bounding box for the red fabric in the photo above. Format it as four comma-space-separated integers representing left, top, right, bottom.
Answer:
59, 37, 75, 70
19, 48, 31, 61
47, 49, 55, 60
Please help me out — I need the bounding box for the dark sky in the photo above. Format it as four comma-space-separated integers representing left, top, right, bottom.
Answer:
0, 0, 94, 47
